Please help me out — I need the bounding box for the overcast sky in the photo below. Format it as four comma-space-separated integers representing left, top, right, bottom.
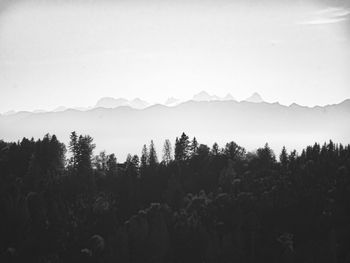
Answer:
0, 0, 349, 112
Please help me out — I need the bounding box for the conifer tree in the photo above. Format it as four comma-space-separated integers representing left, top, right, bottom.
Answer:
279, 146, 288, 169
224, 141, 245, 161
69, 131, 78, 168
162, 139, 173, 164
175, 132, 190, 161
149, 140, 158, 168
106, 153, 118, 177
190, 137, 199, 156
141, 144, 149, 168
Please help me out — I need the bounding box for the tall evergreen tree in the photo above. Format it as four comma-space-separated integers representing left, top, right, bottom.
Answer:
106, 153, 118, 177
175, 132, 190, 161
256, 143, 276, 169
279, 146, 288, 169
141, 144, 149, 168
125, 154, 140, 178
68, 131, 78, 168
190, 137, 199, 156
148, 140, 158, 168
68, 131, 95, 176
162, 139, 173, 164
224, 141, 246, 161
76, 134, 95, 173
26, 134, 66, 189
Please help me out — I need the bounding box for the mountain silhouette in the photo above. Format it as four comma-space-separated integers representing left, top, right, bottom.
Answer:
3, 91, 264, 115
53, 106, 68, 112
1, 99, 349, 159
223, 93, 236, 101
244, 92, 264, 103
192, 91, 215, 101
164, 97, 180, 106
96, 97, 129, 108
95, 97, 149, 109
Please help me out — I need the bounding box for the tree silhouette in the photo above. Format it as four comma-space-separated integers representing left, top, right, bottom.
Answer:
76, 134, 95, 175
162, 139, 173, 164
149, 140, 158, 169
211, 142, 220, 156
279, 146, 288, 170
141, 144, 148, 167
1, 133, 350, 263
190, 137, 198, 156
175, 132, 190, 161
224, 141, 245, 161
106, 153, 118, 177
68, 131, 78, 168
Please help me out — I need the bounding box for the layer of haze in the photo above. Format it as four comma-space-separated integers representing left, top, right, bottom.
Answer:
0, 0, 350, 112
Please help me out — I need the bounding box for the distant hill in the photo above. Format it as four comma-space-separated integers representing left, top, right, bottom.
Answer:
244, 92, 264, 103
223, 93, 236, 101
1, 99, 349, 160
2, 92, 257, 115
95, 97, 149, 109
193, 91, 219, 101
192, 91, 236, 102
164, 97, 180, 106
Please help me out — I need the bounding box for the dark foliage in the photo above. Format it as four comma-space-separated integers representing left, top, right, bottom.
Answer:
0, 132, 350, 263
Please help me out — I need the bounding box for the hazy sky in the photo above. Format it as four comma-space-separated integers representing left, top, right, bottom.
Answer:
0, 0, 349, 112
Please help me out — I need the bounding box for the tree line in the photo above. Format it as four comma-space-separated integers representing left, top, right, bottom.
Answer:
0, 132, 350, 262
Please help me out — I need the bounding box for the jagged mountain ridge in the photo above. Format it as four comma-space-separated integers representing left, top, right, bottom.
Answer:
1, 91, 252, 115
95, 97, 150, 109
244, 92, 264, 103
1, 99, 349, 159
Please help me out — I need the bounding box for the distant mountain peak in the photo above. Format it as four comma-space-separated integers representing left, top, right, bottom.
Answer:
95, 97, 128, 108
244, 92, 264, 103
129, 98, 149, 109
223, 93, 236, 101
164, 97, 180, 106
95, 97, 149, 109
193, 91, 212, 101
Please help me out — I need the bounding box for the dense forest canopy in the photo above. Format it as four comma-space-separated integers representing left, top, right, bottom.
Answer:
0, 132, 350, 262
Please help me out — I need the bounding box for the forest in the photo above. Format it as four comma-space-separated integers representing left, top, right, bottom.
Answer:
0, 132, 349, 263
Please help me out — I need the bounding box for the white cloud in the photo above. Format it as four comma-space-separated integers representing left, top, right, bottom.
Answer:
297, 6, 349, 25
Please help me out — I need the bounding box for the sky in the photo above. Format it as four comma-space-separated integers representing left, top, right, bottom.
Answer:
0, 0, 350, 112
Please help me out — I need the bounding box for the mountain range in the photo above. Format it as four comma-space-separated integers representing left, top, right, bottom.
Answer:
1, 96, 349, 160
1, 91, 263, 115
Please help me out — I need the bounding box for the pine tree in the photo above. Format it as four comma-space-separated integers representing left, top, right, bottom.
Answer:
162, 139, 173, 164
279, 146, 288, 169
141, 144, 149, 168
149, 140, 158, 168
68, 132, 95, 175
69, 131, 78, 168
224, 141, 245, 161
190, 137, 199, 156
76, 135, 95, 173
175, 132, 190, 161
125, 154, 139, 178
106, 153, 118, 177
256, 143, 276, 168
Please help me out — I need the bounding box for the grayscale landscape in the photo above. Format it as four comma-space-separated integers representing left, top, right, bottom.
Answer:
1, 0, 350, 262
